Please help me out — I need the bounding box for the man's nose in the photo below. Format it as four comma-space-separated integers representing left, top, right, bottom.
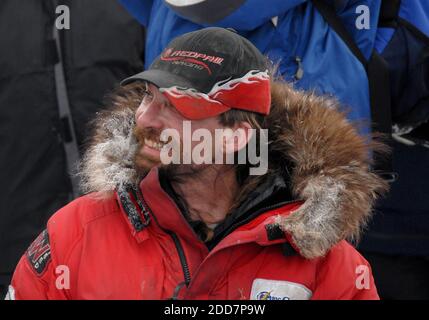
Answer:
135, 99, 163, 129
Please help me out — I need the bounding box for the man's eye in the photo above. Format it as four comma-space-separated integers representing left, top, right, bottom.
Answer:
141, 91, 154, 105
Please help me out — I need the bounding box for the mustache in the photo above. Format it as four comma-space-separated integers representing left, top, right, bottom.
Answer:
133, 126, 178, 147
133, 126, 163, 173
133, 126, 163, 145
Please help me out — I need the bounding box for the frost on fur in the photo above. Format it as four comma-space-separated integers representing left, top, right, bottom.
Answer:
78, 96, 142, 198
276, 177, 346, 259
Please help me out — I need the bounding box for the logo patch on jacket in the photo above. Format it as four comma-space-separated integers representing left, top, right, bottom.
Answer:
250, 278, 312, 300
26, 229, 51, 276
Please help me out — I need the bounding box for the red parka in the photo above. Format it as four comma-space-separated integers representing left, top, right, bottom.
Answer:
10, 169, 378, 300
8, 81, 386, 300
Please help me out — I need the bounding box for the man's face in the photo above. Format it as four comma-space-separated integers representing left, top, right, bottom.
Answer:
133, 83, 224, 172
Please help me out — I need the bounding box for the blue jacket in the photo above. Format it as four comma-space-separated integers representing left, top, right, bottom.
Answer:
119, 0, 381, 129
360, 0, 429, 256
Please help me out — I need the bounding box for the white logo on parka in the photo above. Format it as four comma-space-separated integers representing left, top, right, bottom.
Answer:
250, 278, 312, 300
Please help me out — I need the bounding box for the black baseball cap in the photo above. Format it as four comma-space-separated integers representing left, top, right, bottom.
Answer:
121, 27, 271, 120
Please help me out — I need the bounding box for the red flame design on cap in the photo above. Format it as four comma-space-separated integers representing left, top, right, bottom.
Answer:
159, 70, 270, 120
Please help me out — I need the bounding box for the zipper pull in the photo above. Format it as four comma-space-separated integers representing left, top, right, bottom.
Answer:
170, 281, 187, 300
294, 56, 304, 80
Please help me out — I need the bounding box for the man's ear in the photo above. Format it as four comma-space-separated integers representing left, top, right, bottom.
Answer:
222, 121, 254, 155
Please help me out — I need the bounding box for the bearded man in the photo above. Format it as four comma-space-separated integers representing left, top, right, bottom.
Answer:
7, 28, 387, 300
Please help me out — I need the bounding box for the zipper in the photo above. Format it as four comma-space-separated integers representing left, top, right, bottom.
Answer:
223, 200, 298, 235
136, 182, 299, 296
208, 199, 301, 250
136, 188, 192, 293
170, 233, 192, 286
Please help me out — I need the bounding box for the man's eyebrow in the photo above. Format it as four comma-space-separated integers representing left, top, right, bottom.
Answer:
164, 99, 175, 109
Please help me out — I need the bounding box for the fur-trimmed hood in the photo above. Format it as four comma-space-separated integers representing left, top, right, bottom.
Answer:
79, 81, 388, 259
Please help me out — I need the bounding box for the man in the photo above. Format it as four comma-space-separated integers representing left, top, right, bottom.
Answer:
7, 28, 387, 300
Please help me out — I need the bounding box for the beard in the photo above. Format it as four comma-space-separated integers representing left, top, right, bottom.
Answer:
134, 125, 211, 178
133, 125, 233, 185
133, 126, 162, 174
161, 162, 213, 184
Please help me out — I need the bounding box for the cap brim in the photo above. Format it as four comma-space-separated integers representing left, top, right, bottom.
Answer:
121, 69, 230, 120
121, 69, 195, 89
